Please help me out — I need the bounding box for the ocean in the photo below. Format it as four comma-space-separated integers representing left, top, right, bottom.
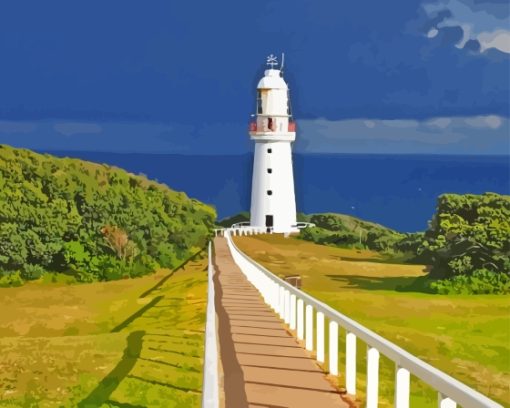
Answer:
46, 151, 509, 232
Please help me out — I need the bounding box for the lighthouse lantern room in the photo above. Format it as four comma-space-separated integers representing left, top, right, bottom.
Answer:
249, 54, 298, 233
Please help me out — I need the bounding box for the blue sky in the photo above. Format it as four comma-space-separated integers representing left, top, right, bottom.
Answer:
0, 0, 508, 154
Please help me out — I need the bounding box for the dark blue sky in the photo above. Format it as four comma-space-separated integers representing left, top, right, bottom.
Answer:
0, 0, 508, 154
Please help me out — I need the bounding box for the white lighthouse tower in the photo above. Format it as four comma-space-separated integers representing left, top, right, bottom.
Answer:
249, 54, 298, 233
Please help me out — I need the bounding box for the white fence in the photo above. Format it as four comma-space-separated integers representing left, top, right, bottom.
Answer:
225, 231, 503, 408
201, 242, 219, 408
214, 226, 272, 237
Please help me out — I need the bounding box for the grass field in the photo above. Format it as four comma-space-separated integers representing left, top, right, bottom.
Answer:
234, 234, 510, 407
0, 252, 208, 407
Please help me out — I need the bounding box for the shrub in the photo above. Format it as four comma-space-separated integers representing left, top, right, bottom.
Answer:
0, 271, 24, 287
21, 264, 45, 280
420, 193, 510, 279
41, 272, 77, 285
430, 269, 510, 295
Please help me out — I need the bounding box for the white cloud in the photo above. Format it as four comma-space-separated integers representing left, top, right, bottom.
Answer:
427, 117, 451, 129
427, 28, 439, 38
381, 119, 419, 128
54, 122, 102, 136
478, 29, 510, 53
485, 115, 503, 129
0, 121, 36, 134
423, 0, 510, 53
464, 115, 504, 129
296, 115, 509, 154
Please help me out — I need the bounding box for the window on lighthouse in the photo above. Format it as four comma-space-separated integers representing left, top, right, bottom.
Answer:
267, 190, 273, 196
257, 90, 263, 114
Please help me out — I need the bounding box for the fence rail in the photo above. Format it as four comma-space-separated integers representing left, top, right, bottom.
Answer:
201, 242, 219, 408
225, 230, 502, 408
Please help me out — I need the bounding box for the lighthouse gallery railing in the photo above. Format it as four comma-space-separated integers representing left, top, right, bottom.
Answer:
225, 231, 502, 408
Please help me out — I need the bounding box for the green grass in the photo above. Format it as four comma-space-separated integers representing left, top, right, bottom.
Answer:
0, 252, 208, 407
234, 234, 510, 407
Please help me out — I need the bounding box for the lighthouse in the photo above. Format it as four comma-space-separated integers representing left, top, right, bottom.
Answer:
249, 54, 298, 234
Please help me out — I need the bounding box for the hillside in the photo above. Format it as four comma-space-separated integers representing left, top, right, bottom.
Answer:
0, 144, 216, 284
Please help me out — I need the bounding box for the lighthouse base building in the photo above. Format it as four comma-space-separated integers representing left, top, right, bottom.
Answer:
248, 56, 299, 234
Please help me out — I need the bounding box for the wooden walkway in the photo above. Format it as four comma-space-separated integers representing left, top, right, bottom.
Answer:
213, 237, 348, 408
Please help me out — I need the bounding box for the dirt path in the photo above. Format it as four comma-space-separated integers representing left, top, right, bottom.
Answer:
213, 237, 348, 408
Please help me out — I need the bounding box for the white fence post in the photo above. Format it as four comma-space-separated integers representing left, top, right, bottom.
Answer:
317, 312, 325, 363
366, 346, 380, 408
279, 286, 285, 319
395, 365, 410, 408
272, 281, 279, 312
346, 332, 356, 395
290, 294, 297, 330
284, 290, 291, 324
305, 304, 314, 351
329, 321, 339, 376
438, 394, 457, 408
297, 298, 304, 340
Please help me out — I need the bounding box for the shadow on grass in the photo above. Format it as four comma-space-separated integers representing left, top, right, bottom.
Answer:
139, 247, 206, 299
111, 296, 164, 333
78, 331, 145, 408
325, 274, 435, 293
332, 254, 426, 266
105, 400, 146, 408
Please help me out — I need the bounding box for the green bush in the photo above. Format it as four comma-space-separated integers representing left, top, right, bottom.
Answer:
420, 193, 510, 279
41, 272, 77, 285
430, 269, 510, 295
21, 264, 45, 280
0, 271, 24, 287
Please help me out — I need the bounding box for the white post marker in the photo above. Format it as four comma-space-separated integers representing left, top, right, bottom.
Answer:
297, 298, 304, 340
305, 304, 314, 351
438, 394, 457, 408
366, 346, 380, 408
346, 332, 357, 395
284, 290, 290, 324
329, 321, 339, 376
273, 281, 279, 312
279, 286, 284, 319
317, 311, 325, 363
290, 294, 297, 330
395, 365, 410, 408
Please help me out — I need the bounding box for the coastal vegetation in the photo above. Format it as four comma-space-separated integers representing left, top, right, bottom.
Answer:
0, 145, 215, 286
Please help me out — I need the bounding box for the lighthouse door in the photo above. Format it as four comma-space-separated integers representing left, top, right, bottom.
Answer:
265, 215, 274, 233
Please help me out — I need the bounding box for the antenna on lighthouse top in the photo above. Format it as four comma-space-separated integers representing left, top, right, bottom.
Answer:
266, 54, 278, 69
280, 52, 285, 74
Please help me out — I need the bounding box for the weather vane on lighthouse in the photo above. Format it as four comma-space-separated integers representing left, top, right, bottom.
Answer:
266, 54, 278, 69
